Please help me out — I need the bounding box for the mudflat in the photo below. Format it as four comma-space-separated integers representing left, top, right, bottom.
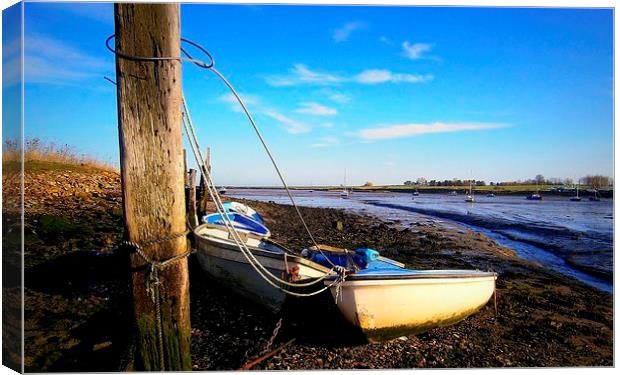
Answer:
11, 166, 612, 371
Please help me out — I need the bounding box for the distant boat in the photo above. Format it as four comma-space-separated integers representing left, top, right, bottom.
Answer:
486, 193, 495, 198
589, 189, 601, 201
218, 187, 227, 195
527, 182, 542, 200
340, 169, 350, 199
465, 177, 475, 203
570, 181, 582, 202
449, 190, 458, 196
412, 190, 420, 196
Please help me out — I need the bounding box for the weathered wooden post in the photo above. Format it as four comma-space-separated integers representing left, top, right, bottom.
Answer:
198, 148, 211, 216
183, 149, 188, 187
187, 169, 198, 227
114, 3, 192, 371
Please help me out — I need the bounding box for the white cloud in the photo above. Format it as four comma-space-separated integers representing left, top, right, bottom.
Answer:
333, 21, 366, 43
266, 64, 344, 87
267, 65, 431, 86
354, 69, 433, 84
321, 89, 351, 103
219, 92, 259, 112
296, 102, 337, 116
379, 36, 393, 45
25, 33, 111, 85
311, 136, 340, 148
3, 37, 22, 88
356, 122, 509, 140
220, 93, 258, 105
264, 110, 311, 134
402, 41, 433, 60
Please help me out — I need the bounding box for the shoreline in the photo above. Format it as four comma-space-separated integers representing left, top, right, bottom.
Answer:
14, 167, 614, 370
225, 186, 615, 198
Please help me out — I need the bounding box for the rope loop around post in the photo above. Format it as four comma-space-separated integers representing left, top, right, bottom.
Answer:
106, 34, 215, 69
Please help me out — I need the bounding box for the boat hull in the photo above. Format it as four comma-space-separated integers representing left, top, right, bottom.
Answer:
194, 224, 331, 311
328, 271, 496, 342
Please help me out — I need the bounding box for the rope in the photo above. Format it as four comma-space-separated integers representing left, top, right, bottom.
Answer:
122, 230, 192, 370
107, 34, 348, 297
182, 99, 348, 295
107, 33, 336, 268
105, 35, 214, 69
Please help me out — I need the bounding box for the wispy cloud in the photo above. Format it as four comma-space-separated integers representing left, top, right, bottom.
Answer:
25, 33, 111, 85
267, 64, 432, 86
3, 37, 21, 88
266, 64, 343, 87
332, 21, 366, 43
296, 102, 337, 116
355, 69, 433, 84
356, 122, 509, 140
264, 110, 311, 134
219, 92, 259, 112
379, 36, 394, 45
320, 88, 351, 104
402, 41, 433, 60
311, 136, 340, 148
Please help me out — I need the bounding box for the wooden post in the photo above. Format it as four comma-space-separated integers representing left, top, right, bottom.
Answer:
187, 169, 198, 227
183, 149, 188, 187
114, 3, 192, 371
198, 148, 211, 216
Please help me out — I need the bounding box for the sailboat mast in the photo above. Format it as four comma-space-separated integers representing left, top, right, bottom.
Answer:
576, 178, 579, 197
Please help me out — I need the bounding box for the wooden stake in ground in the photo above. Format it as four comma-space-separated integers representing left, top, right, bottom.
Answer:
198, 148, 211, 216
187, 169, 198, 227
114, 3, 192, 371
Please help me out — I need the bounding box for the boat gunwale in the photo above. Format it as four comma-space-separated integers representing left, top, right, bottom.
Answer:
324, 271, 498, 282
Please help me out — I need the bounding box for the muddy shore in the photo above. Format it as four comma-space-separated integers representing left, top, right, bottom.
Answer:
10, 167, 613, 371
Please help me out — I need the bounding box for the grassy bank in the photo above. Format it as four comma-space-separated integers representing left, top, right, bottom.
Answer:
2, 138, 116, 173
232, 184, 613, 196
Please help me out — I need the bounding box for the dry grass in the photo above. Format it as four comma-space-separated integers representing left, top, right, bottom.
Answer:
3, 138, 118, 172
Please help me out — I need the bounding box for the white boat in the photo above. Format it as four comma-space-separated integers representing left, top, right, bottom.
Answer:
465, 178, 475, 203
218, 186, 228, 195
193, 223, 332, 311
570, 181, 581, 201
527, 182, 542, 200
340, 169, 350, 198
324, 261, 497, 342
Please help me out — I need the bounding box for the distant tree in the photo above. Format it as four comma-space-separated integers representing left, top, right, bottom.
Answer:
403, 180, 413, 186
416, 177, 428, 186
363, 181, 374, 187
582, 175, 611, 188
535, 174, 545, 185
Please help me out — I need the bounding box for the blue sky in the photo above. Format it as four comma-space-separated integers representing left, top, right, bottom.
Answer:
12, 3, 614, 185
